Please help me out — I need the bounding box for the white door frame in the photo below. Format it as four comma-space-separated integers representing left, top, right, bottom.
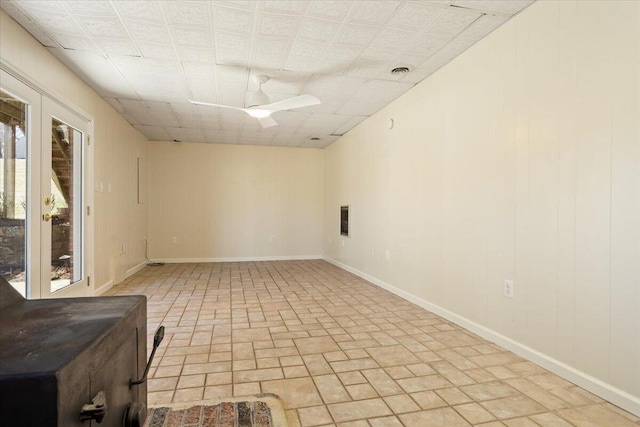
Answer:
0, 67, 94, 299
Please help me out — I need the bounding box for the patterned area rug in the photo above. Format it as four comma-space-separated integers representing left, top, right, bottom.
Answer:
144, 394, 288, 427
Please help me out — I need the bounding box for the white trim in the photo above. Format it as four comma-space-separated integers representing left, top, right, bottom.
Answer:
323, 256, 640, 417
94, 280, 113, 296
126, 261, 147, 279
150, 255, 323, 263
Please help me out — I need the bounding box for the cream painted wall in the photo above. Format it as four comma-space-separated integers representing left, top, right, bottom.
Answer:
0, 10, 149, 292
323, 0, 639, 414
148, 142, 323, 261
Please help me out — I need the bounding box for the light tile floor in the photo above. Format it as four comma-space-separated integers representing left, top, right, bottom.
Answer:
105, 260, 640, 427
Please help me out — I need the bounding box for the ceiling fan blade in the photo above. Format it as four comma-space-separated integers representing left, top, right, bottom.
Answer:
188, 99, 246, 113
259, 94, 321, 112
258, 116, 278, 128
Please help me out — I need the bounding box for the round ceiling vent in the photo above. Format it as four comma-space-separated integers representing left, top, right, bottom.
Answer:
391, 66, 411, 75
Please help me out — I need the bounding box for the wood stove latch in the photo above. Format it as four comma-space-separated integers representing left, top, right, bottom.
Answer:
80, 390, 107, 423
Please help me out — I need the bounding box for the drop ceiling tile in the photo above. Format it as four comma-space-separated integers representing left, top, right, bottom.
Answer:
170, 102, 196, 115
260, 1, 306, 15
189, 83, 219, 104
170, 27, 212, 48
257, 13, 300, 37
113, 1, 164, 23
399, 67, 435, 84
163, 2, 210, 28
362, 79, 414, 98
297, 18, 341, 43
387, 2, 444, 31
61, 1, 116, 17
14, 1, 63, 12
49, 33, 94, 51
183, 62, 217, 80
75, 17, 129, 39
117, 99, 149, 113
216, 65, 249, 88
214, 31, 250, 66
177, 46, 215, 63
213, 6, 253, 34
104, 97, 125, 113
452, 0, 534, 15
348, 1, 400, 26
319, 45, 360, 74
297, 113, 350, 134
126, 72, 191, 103
425, 0, 453, 6
370, 28, 420, 52
109, 55, 149, 76
94, 38, 140, 57
282, 58, 317, 73
459, 14, 509, 40
137, 42, 177, 60
302, 76, 350, 97
18, 9, 83, 36
249, 37, 291, 69
343, 48, 392, 79
166, 127, 206, 143
212, 1, 257, 11
0, 2, 57, 46
427, 8, 481, 36
134, 125, 171, 141
125, 20, 172, 44
297, 97, 346, 115
289, 39, 327, 62
409, 34, 452, 55
334, 25, 379, 47
144, 59, 183, 73
46, 48, 138, 98
332, 115, 367, 136
203, 129, 224, 142
218, 87, 246, 108
307, 1, 353, 20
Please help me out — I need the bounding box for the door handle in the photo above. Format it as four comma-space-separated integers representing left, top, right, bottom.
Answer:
43, 213, 51, 222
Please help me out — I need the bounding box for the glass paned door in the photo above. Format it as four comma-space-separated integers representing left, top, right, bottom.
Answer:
0, 90, 29, 296
0, 71, 41, 299
41, 99, 88, 298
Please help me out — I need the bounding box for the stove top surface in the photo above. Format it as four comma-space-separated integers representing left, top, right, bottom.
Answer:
0, 295, 145, 376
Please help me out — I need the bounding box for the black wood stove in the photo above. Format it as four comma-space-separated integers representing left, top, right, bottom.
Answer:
0, 276, 161, 427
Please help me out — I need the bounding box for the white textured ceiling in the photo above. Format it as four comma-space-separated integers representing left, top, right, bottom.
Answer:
1, 0, 533, 148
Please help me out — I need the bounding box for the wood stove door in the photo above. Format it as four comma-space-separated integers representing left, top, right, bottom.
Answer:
89, 330, 138, 427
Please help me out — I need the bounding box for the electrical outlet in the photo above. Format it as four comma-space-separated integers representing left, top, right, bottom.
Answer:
504, 280, 514, 298
372, 246, 376, 256
171, 236, 177, 244
341, 240, 345, 247
385, 250, 390, 261
270, 235, 275, 242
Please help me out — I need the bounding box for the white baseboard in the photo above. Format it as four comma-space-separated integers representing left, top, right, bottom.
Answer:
94, 279, 113, 296
126, 261, 147, 278
323, 256, 640, 417
150, 255, 323, 263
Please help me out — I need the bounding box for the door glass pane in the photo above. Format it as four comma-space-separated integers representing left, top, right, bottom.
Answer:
0, 90, 28, 297
50, 118, 82, 293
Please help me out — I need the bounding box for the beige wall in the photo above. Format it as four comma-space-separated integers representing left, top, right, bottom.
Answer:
324, 0, 639, 414
148, 142, 323, 261
0, 10, 149, 292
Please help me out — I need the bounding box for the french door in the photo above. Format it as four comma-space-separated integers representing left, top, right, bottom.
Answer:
1, 69, 90, 299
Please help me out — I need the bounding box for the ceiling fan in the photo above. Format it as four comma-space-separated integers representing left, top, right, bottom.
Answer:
189, 74, 320, 129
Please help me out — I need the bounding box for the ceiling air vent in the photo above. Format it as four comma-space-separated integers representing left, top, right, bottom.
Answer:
391, 66, 411, 75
